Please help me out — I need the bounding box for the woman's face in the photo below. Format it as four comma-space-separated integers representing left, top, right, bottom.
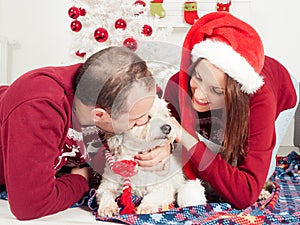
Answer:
190, 59, 226, 112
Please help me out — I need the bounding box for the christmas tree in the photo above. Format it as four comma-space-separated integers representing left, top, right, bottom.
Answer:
67, 0, 179, 91
68, 0, 173, 59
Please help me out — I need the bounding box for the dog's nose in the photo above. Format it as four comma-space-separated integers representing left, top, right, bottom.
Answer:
161, 124, 171, 135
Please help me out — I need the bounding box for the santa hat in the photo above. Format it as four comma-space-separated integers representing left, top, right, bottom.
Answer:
178, 12, 265, 180
181, 11, 265, 94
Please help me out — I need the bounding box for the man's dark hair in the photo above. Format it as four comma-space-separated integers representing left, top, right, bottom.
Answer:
74, 46, 155, 118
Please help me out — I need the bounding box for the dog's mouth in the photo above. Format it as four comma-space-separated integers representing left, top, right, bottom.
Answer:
119, 115, 175, 153
148, 132, 171, 143
122, 132, 168, 153
147, 122, 174, 140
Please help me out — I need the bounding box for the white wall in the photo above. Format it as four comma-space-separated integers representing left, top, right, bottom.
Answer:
0, 0, 299, 145
0, 0, 73, 83
1, 0, 300, 82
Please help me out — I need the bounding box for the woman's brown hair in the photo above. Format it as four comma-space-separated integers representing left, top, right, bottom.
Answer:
222, 76, 249, 164
188, 58, 250, 164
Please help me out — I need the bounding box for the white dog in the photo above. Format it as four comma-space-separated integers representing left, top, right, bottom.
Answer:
96, 96, 206, 216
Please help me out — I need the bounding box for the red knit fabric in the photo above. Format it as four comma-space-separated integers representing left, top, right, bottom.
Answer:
0, 64, 95, 220
178, 12, 266, 180
119, 184, 135, 214
111, 160, 137, 177
105, 151, 137, 214
113, 160, 137, 214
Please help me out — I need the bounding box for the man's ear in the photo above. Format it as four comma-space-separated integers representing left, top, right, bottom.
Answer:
91, 108, 111, 123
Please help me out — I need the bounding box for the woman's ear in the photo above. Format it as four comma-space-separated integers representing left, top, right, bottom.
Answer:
91, 108, 111, 123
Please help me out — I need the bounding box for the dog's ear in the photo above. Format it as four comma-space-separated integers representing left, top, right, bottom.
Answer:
149, 96, 171, 118
107, 135, 123, 156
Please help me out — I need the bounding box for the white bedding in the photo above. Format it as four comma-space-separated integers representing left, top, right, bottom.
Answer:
0, 200, 119, 225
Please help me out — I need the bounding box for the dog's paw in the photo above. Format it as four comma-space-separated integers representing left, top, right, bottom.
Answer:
258, 180, 275, 201
136, 202, 160, 214
177, 179, 207, 207
258, 189, 272, 201
97, 201, 119, 217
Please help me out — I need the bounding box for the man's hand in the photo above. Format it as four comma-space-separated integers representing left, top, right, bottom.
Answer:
71, 166, 102, 188
71, 166, 89, 182
134, 142, 171, 171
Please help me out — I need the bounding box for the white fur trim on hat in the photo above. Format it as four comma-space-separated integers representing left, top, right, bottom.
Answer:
191, 39, 264, 94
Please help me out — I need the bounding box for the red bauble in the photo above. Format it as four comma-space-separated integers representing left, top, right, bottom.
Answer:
75, 50, 86, 58
115, 18, 127, 30
123, 38, 138, 51
134, 0, 146, 15
68, 6, 86, 19
94, 27, 108, 42
68, 6, 80, 19
141, 24, 153, 36
79, 8, 86, 16
134, 0, 146, 7
70, 20, 82, 32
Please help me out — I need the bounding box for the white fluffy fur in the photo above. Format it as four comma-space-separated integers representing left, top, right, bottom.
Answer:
192, 39, 264, 94
177, 179, 207, 207
96, 96, 206, 216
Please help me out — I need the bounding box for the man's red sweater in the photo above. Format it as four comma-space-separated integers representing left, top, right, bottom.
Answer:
0, 64, 93, 220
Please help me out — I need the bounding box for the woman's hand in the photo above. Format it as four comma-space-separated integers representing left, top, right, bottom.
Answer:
168, 117, 184, 143
168, 117, 198, 150
134, 142, 171, 171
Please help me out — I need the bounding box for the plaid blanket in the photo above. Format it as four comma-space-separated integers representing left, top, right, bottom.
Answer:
90, 151, 300, 225
1, 151, 299, 224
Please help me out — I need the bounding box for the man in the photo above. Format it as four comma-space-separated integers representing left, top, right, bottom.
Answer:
0, 46, 171, 220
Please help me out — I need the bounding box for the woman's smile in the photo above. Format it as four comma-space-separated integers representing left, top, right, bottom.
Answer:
193, 97, 210, 106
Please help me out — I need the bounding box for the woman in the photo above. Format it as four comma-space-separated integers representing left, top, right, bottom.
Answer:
164, 12, 299, 209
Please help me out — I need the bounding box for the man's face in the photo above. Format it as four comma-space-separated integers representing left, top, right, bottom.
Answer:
96, 84, 156, 134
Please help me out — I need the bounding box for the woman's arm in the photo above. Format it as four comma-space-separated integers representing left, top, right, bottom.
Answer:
168, 91, 276, 209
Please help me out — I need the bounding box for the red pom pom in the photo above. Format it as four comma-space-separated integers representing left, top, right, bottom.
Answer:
112, 160, 137, 177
